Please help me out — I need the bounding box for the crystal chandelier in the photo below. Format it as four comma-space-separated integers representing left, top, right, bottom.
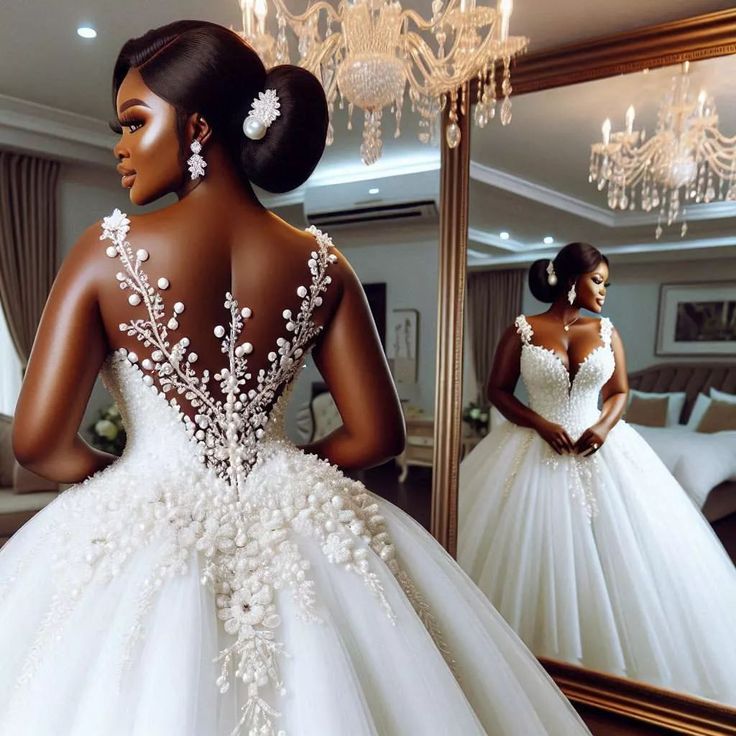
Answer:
589, 61, 736, 239
235, 0, 528, 165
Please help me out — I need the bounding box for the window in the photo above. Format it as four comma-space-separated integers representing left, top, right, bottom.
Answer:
0, 307, 22, 416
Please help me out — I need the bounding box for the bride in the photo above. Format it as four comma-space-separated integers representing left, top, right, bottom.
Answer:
0, 20, 589, 736
459, 241, 736, 705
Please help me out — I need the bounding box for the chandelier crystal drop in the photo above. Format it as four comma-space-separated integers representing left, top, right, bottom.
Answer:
589, 61, 736, 239
235, 0, 528, 165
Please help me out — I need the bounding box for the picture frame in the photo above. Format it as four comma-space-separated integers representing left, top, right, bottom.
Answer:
387, 308, 419, 384
656, 282, 736, 356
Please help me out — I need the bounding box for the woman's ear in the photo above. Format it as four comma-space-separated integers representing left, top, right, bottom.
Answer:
186, 113, 213, 146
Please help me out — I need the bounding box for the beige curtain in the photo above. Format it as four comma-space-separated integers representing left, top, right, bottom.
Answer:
0, 151, 60, 367
467, 268, 524, 405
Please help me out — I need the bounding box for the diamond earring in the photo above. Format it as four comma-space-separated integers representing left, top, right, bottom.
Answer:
187, 140, 207, 180
567, 283, 577, 305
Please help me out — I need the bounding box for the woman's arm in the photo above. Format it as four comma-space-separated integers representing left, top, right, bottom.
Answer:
575, 327, 629, 455
12, 225, 117, 483
302, 251, 405, 469
488, 325, 574, 454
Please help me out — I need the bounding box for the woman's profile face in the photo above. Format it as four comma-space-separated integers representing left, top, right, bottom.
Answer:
575, 261, 610, 313
113, 68, 183, 206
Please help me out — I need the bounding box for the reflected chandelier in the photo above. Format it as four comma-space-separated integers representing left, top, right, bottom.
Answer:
235, 0, 528, 165
589, 61, 736, 239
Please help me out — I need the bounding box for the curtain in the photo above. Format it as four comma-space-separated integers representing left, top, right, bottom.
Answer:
467, 268, 524, 405
0, 151, 60, 373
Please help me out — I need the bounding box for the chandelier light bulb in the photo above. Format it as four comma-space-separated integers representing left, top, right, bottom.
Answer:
77, 26, 97, 39
498, 0, 513, 41
254, 0, 268, 33
625, 105, 635, 134
499, 231, 510, 240
543, 236, 554, 245
601, 118, 612, 145
697, 89, 707, 115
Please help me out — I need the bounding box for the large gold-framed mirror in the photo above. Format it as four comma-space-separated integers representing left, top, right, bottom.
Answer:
432, 8, 736, 734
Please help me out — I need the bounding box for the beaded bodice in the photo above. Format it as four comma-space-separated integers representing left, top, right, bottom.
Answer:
515, 314, 615, 439
6, 209, 448, 736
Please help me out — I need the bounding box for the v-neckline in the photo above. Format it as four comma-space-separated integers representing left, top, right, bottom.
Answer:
519, 315, 610, 391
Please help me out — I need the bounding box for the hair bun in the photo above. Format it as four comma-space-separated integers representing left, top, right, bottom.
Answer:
241, 65, 328, 194
528, 258, 557, 303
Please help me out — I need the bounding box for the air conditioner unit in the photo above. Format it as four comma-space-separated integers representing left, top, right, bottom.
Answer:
303, 169, 439, 229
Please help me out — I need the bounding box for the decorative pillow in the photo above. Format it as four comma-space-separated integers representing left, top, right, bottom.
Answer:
0, 413, 14, 487
710, 387, 736, 404
697, 400, 736, 434
627, 389, 686, 426
625, 395, 669, 427
686, 394, 712, 430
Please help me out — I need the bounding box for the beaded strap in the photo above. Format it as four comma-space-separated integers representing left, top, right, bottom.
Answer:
600, 317, 613, 348
515, 314, 533, 345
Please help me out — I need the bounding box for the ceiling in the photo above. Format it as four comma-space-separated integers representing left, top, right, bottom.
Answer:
467, 53, 736, 266
1, 0, 735, 264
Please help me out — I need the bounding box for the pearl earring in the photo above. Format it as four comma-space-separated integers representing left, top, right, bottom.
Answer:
187, 140, 207, 180
567, 283, 577, 305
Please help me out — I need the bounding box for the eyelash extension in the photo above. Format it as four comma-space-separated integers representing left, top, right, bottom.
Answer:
109, 117, 143, 134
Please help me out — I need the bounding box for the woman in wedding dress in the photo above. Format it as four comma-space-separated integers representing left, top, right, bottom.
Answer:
0, 20, 589, 736
458, 242, 736, 705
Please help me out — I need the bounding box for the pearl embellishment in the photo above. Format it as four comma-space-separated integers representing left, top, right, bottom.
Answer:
128, 294, 141, 306
168, 318, 178, 330
158, 277, 170, 289
297, 286, 307, 297
174, 302, 185, 314
136, 248, 149, 261
243, 116, 267, 140
214, 325, 225, 338
105, 246, 117, 258
241, 307, 252, 319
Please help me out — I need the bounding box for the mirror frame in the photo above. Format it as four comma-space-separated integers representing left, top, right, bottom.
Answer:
431, 8, 736, 732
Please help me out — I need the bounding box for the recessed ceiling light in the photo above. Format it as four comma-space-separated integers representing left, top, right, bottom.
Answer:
368, 187, 380, 194
499, 231, 510, 240
77, 26, 97, 39
543, 236, 554, 244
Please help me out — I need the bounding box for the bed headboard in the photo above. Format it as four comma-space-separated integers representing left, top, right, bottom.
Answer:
628, 362, 736, 423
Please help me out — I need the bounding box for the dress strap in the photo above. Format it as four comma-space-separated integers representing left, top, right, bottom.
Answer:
600, 317, 613, 347
514, 315, 533, 345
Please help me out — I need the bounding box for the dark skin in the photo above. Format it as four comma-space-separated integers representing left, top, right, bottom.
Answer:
12, 68, 405, 483
488, 261, 629, 456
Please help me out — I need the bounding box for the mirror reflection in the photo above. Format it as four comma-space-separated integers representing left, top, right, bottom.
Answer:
458, 54, 736, 706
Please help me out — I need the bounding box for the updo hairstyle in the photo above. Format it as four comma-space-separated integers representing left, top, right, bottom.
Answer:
529, 242, 609, 303
112, 20, 328, 193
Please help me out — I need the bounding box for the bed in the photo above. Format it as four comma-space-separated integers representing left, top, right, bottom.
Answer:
627, 362, 736, 521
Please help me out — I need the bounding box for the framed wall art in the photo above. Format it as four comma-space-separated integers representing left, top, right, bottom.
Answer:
656, 282, 736, 356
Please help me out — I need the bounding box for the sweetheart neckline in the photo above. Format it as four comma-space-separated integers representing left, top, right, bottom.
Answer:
524, 342, 611, 391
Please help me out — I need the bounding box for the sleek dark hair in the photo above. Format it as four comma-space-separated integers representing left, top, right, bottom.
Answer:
112, 20, 328, 193
529, 242, 609, 303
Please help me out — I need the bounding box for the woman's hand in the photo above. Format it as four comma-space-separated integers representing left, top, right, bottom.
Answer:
575, 423, 609, 456
533, 418, 575, 455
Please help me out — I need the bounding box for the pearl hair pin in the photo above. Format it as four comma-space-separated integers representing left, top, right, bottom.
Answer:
546, 261, 558, 286
243, 89, 280, 141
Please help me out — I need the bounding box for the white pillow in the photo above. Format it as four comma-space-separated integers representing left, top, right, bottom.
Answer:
628, 389, 686, 427
710, 387, 736, 404
686, 393, 712, 430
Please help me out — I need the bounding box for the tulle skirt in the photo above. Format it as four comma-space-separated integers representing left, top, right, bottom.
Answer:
0, 443, 588, 735
458, 419, 736, 705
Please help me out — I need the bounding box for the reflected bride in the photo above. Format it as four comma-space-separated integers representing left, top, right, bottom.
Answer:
458, 242, 736, 704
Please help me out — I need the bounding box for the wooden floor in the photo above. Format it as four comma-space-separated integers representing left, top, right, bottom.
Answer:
347, 461, 432, 531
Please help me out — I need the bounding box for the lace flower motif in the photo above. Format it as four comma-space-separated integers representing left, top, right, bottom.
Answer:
100, 208, 130, 242
249, 89, 281, 127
